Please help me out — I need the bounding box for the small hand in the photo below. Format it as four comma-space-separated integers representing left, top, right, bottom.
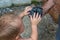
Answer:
30, 13, 41, 26
23, 6, 32, 16
19, 6, 32, 18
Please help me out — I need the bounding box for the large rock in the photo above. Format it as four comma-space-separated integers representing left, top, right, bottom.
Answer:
21, 14, 58, 40
0, 0, 12, 8
12, 0, 32, 6
38, 14, 58, 40
0, 0, 31, 8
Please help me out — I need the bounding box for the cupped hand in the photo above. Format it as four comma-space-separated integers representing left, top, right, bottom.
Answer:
23, 6, 32, 16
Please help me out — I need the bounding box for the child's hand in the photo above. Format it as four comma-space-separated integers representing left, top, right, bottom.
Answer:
30, 13, 41, 26
23, 6, 32, 16
19, 6, 32, 18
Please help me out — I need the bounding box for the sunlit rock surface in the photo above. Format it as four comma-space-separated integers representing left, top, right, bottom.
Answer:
12, 0, 31, 6
0, 0, 12, 8
0, 0, 31, 8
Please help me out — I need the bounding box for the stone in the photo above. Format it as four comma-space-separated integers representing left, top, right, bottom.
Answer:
38, 14, 58, 40
12, 0, 32, 6
0, 0, 31, 8
0, 0, 12, 8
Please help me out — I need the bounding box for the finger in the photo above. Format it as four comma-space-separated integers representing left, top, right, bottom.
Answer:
25, 6, 30, 11
27, 12, 30, 14
26, 6, 32, 10
38, 15, 41, 21
27, 7, 32, 10
36, 13, 39, 18
33, 13, 36, 18
29, 15, 32, 20
26, 7, 32, 12
27, 6, 32, 8
25, 6, 31, 9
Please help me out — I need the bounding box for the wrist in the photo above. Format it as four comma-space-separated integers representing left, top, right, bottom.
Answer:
19, 12, 25, 19
31, 25, 38, 30
31, 25, 37, 27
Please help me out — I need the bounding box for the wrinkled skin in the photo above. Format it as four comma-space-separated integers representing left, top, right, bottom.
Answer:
42, 0, 59, 23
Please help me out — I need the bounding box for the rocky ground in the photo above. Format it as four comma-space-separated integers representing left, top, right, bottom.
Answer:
22, 13, 58, 40
0, 6, 58, 40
